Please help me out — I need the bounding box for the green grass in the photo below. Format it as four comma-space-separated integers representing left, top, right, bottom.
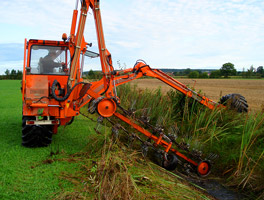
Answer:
0, 80, 97, 199
0, 80, 211, 200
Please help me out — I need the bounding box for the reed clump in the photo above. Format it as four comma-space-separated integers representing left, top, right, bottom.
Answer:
117, 83, 264, 198
56, 126, 210, 200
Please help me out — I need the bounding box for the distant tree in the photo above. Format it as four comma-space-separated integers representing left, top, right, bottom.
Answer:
196, 69, 202, 74
209, 70, 221, 78
16, 70, 23, 79
220, 62, 236, 78
4, 69, 10, 79
257, 66, 263, 73
178, 70, 184, 76
88, 69, 95, 79
4, 69, 10, 75
246, 65, 255, 78
257, 66, 264, 77
173, 71, 179, 76
184, 68, 191, 75
199, 72, 209, 78
10, 69, 17, 79
188, 71, 199, 78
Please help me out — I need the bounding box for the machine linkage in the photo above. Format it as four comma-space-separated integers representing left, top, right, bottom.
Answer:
82, 102, 214, 177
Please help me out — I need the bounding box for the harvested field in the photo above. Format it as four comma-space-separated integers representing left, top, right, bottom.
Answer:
131, 78, 264, 112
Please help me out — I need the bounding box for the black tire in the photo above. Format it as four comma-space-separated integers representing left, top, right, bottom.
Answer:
22, 116, 53, 147
162, 154, 178, 171
220, 93, 248, 113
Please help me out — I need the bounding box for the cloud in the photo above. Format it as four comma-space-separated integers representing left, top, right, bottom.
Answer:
99, 0, 264, 69
1, 0, 264, 72
0, 43, 24, 61
0, 0, 74, 42
0, 44, 24, 75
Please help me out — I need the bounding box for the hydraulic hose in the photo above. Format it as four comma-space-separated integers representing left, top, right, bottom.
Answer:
51, 79, 85, 102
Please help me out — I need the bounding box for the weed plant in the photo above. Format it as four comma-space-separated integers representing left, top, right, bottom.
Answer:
56, 125, 211, 200
116, 83, 264, 199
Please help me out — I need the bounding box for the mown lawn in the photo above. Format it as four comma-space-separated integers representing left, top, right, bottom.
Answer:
0, 80, 97, 199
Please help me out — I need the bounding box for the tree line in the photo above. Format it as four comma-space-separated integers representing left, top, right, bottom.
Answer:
0, 69, 23, 80
84, 63, 264, 80
2, 64, 264, 80
83, 70, 103, 79
173, 63, 264, 79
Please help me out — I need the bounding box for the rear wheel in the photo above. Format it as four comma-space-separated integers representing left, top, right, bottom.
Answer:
220, 93, 248, 113
22, 116, 53, 147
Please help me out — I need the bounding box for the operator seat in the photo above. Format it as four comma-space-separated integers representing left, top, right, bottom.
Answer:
38, 57, 44, 74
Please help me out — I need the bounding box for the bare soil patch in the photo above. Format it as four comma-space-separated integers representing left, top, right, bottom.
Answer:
131, 78, 264, 112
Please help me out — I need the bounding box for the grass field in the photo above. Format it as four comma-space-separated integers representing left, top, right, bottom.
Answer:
0, 80, 212, 200
0, 80, 97, 199
131, 78, 264, 111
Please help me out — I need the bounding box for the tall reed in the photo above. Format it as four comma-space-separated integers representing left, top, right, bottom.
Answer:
116, 83, 264, 198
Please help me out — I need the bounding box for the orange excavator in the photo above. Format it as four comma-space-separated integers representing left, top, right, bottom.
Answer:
21, 0, 248, 177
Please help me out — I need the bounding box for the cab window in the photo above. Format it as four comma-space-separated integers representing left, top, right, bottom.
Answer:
29, 45, 70, 75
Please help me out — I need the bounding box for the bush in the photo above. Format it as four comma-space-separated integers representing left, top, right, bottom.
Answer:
199, 72, 209, 78
209, 70, 221, 78
188, 71, 199, 78
84, 69, 103, 80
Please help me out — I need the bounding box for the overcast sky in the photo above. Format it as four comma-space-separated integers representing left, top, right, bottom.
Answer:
1, 0, 264, 74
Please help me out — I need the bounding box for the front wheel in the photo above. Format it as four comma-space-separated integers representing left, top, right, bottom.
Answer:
220, 93, 248, 113
22, 116, 53, 147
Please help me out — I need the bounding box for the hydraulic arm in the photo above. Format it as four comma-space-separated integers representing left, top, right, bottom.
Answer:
63, 0, 220, 112
54, 0, 218, 176
54, 0, 214, 176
